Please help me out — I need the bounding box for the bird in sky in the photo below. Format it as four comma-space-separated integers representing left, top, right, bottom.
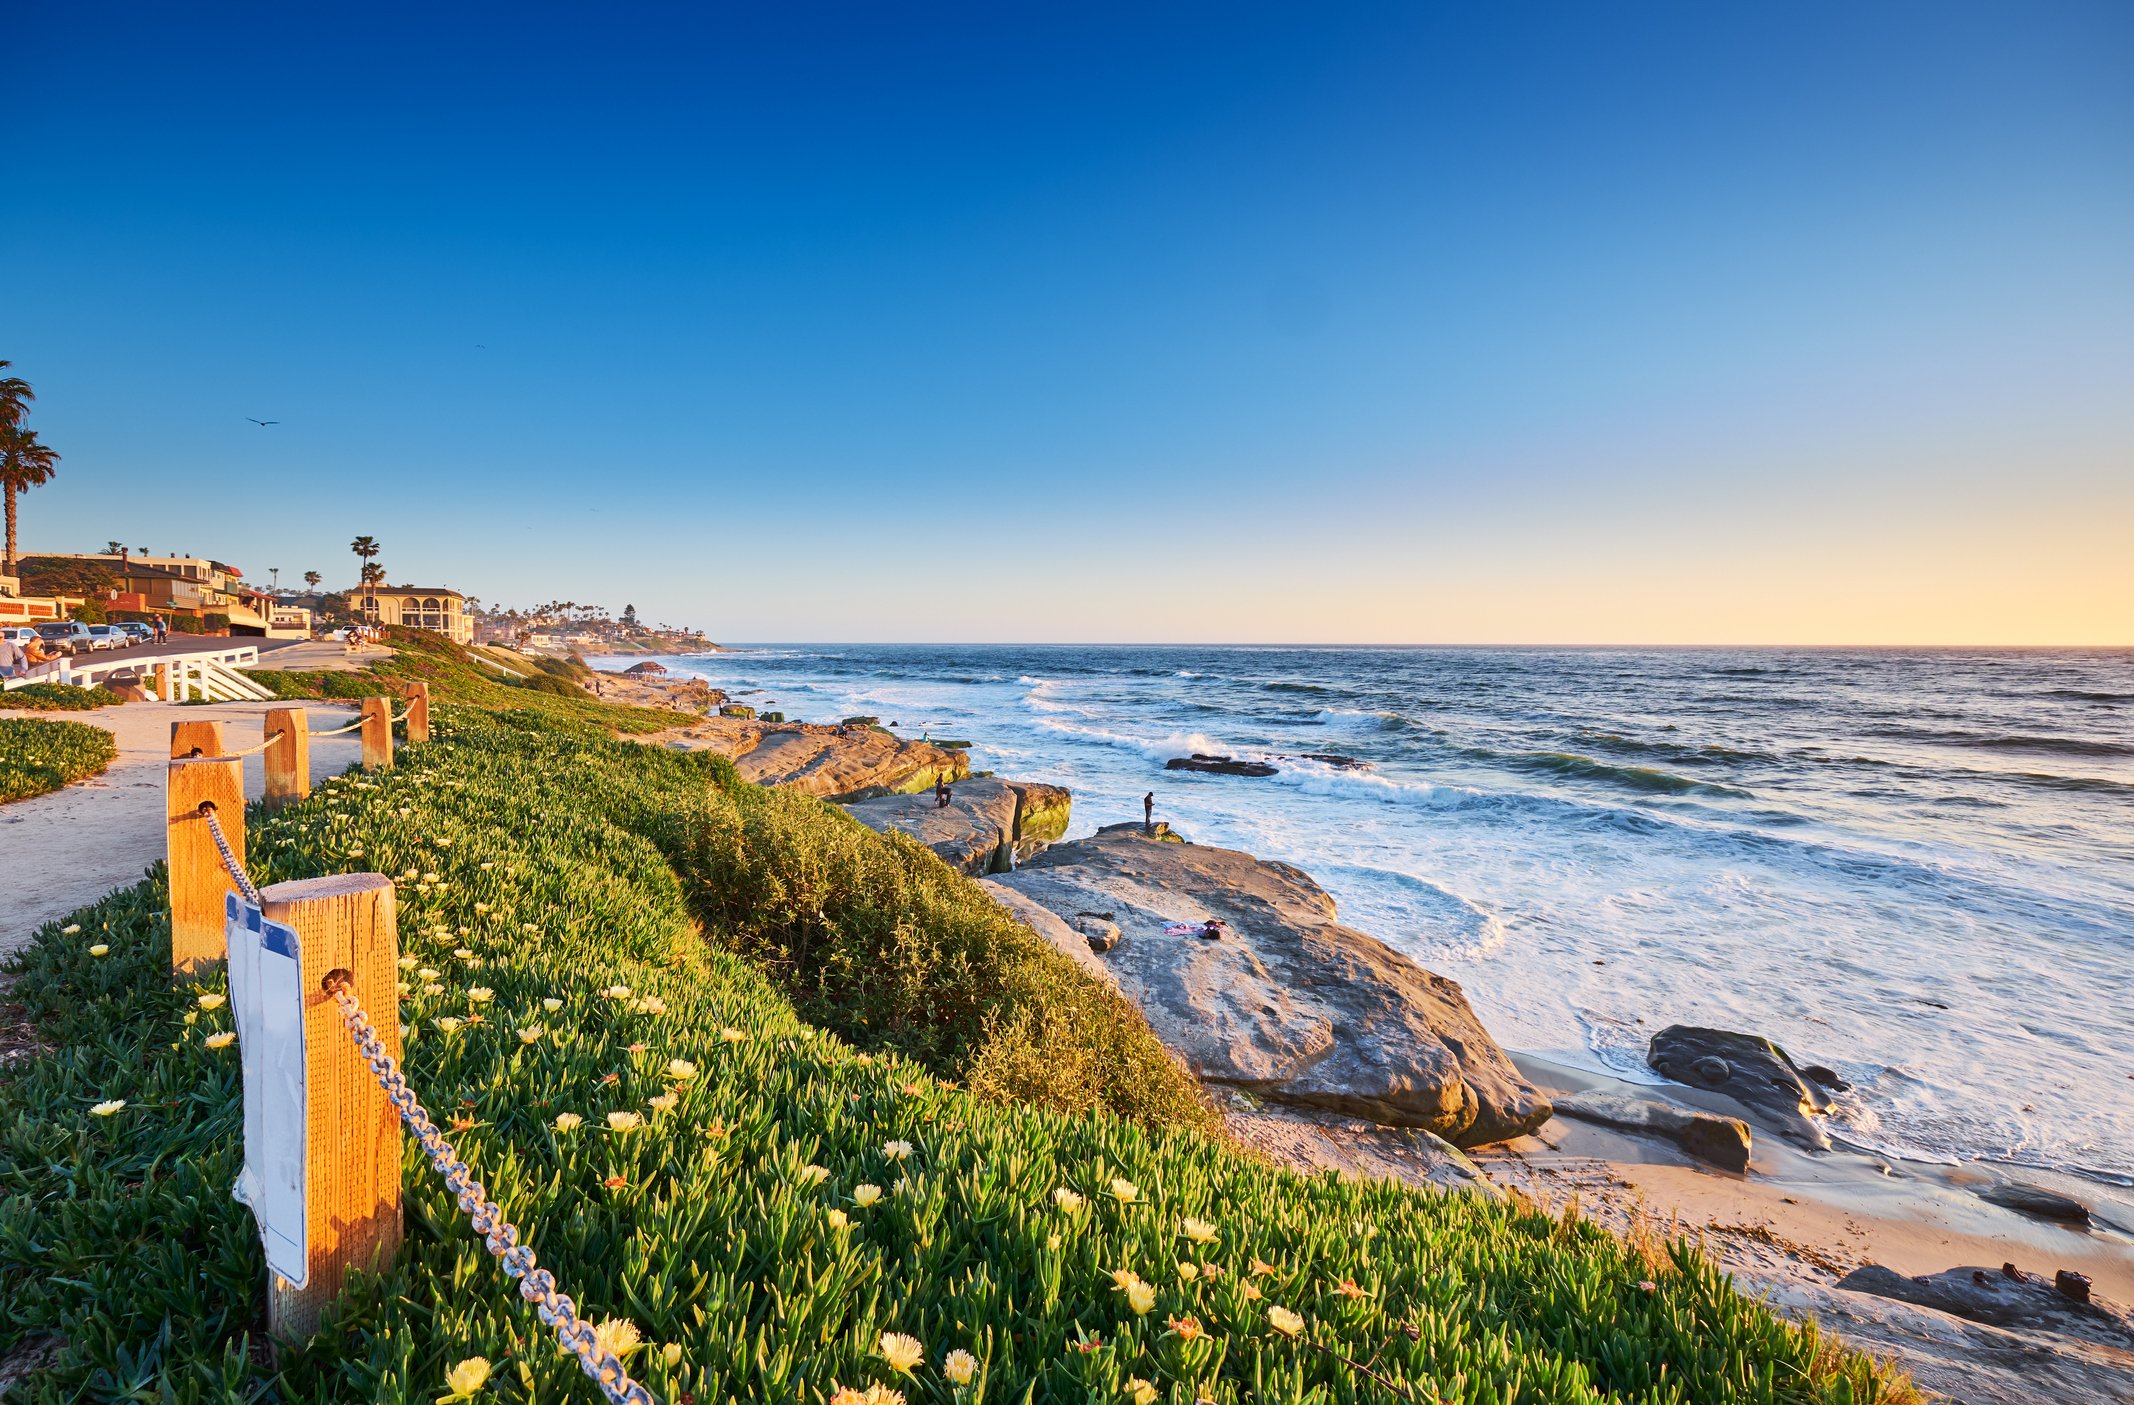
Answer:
246, 417, 279, 427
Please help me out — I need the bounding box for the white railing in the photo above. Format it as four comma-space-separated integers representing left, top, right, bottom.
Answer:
4, 644, 273, 702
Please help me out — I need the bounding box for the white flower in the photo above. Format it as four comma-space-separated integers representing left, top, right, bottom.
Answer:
418, 967, 441, 980
720, 1026, 748, 1043
397, 956, 418, 970
592, 1316, 640, 1357
1053, 1187, 1085, 1213
467, 986, 494, 1004
542, 997, 563, 1012
826, 1207, 850, 1230
662, 1343, 683, 1369
433, 1017, 463, 1034
444, 1355, 492, 1398
797, 1164, 830, 1187
607, 1111, 643, 1132
882, 1139, 913, 1161
1266, 1305, 1305, 1337
666, 1058, 697, 1081
205, 1032, 236, 1050
90, 1099, 126, 1117
646, 1092, 678, 1114
877, 1332, 924, 1374
518, 1026, 542, 1044
197, 993, 226, 1011
852, 1183, 883, 1207
1181, 1216, 1218, 1246
1109, 1177, 1138, 1204
61, 924, 82, 935
452, 947, 474, 960
553, 1112, 584, 1132
943, 1348, 979, 1386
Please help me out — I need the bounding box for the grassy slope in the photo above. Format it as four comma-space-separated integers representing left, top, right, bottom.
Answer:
0, 704, 1907, 1405
0, 716, 118, 803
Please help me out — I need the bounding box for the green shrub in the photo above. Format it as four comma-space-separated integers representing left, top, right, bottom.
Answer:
510, 671, 586, 698
2, 681, 126, 710
0, 716, 118, 803
0, 707, 1913, 1405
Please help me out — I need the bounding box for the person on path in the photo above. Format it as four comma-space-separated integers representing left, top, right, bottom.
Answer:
1143, 791, 1155, 832
153, 616, 167, 645
0, 633, 24, 679
935, 776, 951, 809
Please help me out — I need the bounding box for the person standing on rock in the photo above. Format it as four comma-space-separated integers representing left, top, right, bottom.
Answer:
935, 775, 951, 809
1143, 791, 1155, 832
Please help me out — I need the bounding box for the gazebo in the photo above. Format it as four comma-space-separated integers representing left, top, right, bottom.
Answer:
623, 661, 669, 675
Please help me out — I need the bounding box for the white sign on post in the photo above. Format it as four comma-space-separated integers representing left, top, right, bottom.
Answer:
226, 890, 309, 1286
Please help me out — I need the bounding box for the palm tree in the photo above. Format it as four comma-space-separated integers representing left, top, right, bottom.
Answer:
304, 570, 322, 593
106, 540, 124, 556
350, 535, 381, 616
1, 429, 60, 576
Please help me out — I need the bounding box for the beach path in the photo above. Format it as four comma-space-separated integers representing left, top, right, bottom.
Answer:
1, 700, 362, 959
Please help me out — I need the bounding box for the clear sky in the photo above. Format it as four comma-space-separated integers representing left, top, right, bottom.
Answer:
7, 2, 2130, 644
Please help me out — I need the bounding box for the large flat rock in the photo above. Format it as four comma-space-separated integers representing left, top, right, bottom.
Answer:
994, 825, 1548, 1145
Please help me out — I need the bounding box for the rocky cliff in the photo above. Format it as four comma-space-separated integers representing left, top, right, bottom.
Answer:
843, 777, 1074, 876
669, 719, 969, 800
994, 824, 1548, 1146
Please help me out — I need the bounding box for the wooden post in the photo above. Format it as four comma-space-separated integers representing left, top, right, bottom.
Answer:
400, 681, 430, 743
263, 708, 310, 809
167, 756, 245, 974
259, 873, 402, 1338
154, 661, 172, 702
359, 696, 393, 770
171, 718, 225, 759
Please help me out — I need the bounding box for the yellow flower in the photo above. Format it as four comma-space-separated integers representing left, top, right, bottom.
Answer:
646, 1093, 678, 1114
798, 1163, 830, 1187
542, 997, 564, 1012
183, 1012, 198, 1025
61, 924, 82, 935
1177, 1261, 1199, 1282
1110, 1268, 1142, 1292
418, 968, 442, 980
1047, 1233, 1061, 1251
1181, 1216, 1218, 1246
662, 1343, 683, 1369
943, 1348, 979, 1385
877, 1331, 924, 1374
398, 955, 419, 969
452, 948, 475, 960
852, 1183, 883, 1207
205, 1032, 236, 1050
1126, 1279, 1157, 1315
666, 1059, 697, 1081
882, 1139, 913, 1161
607, 1111, 643, 1132
553, 1112, 584, 1132
90, 1099, 126, 1117
444, 1355, 491, 1398
433, 1017, 463, 1034
605, 985, 632, 1000
592, 1316, 641, 1357
197, 993, 226, 1011
1109, 1178, 1138, 1204
424, 983, 445, 996
89, 944, 110, 957
1266, 1306, 1305, 1338
518, 1026, 542, 1044
826, 1208, 850, 1230
853, 1052, 874, 1066
467, 987, 494, 1004
720, 1026, 748, 1043
635, 996, 667, 1015
1123, 1378, 1157, 1405
473, 902, 490, 914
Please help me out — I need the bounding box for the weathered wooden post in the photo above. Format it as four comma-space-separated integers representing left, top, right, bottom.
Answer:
257, 873, 402, 1337
170, 718, 225, 759
263, 708, 310, 809
359, 696, 393, 770
167, 756, 246, 974
400, 681, 430, 743
153, 661, 173, 702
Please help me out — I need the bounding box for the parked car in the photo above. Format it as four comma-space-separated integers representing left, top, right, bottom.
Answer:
34, 621, 97, 656
85, 625, 125, 651
116, 621, 156, 644
2, 626, 38, 648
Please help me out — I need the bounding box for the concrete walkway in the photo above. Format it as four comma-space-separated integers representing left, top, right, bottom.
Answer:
1, 699, 364, 959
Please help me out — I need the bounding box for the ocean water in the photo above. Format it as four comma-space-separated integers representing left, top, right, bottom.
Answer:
649, 645, 2134, 1188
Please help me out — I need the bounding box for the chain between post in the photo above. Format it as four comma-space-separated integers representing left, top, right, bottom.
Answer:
199, 807, 262, 905
323, 975, 656, 1405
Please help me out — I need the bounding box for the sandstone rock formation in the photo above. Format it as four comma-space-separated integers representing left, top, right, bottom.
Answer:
672, 718, 968, 800
842, 777, 1074, 876
1550, 1090, 1754, 1172
1646, 1025, 1835, 1150
1978, 1182, 2093, 1225
1836, 1265, 2134, 1357
994, 826, 1547, 1145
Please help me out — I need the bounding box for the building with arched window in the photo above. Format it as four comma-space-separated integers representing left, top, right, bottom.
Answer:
357, 587, 473, 643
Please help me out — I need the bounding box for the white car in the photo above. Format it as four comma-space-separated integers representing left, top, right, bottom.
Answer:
85, 625, 125, 651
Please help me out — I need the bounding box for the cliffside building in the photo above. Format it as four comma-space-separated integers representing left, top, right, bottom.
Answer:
359, 587, 474, 644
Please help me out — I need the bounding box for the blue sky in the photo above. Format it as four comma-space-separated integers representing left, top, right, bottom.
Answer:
8, 2, 2131, 642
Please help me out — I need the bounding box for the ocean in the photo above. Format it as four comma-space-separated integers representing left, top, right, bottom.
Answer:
647, 645, 2134, 1189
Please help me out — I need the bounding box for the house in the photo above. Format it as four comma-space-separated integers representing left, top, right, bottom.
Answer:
358, 587, 474, 644
38, 551, 280, 633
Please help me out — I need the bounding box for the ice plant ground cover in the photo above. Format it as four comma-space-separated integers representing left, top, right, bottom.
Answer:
0, 715, 118, 803
0, 704, 1912, 1403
